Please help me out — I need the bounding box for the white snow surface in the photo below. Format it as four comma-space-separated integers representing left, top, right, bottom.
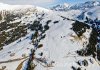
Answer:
85, 6, 100, 20
0, 3, 100, 70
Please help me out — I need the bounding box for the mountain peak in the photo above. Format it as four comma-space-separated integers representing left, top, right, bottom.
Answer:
50, 3, 69, 11
63, 3, 69, 7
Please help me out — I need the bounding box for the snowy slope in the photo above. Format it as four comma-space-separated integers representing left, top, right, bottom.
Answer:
85, 6, 100, 20
32, 12, 100, 70
77, 6, 100, 22
0, 2, 100, 70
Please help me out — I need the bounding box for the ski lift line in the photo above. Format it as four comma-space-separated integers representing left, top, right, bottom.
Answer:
58, 15, 76, 21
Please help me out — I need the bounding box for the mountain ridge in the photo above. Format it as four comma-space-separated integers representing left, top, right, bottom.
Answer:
51, 1, 100, 11
0, 1, 100, 70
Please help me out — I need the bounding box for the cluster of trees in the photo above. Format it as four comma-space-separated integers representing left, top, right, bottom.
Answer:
26, 49, 36, 70
76, 59, 88, 66
0, 24, 27, 49
71, 20, 90, 37
0, 14, 28, 49
29, 19, 50, 44
71, 59, 89, 70
46, 20, 51, 25
30, 19, 50, 44
4, 13, 18, 22
85, 17, 100, 60
0, 10, 23, 22
5, 25, 27, 45
77, 28, 98, 58
0, 13, 2, 20
29, 20, 43, 31
29, 20, 50, 32
0, 21, 21, 31
26, 17, 51, 69
73, 18, 100, 61
53, 20, 59, 24
85, 17, 100, 29
0, 31, 7, 50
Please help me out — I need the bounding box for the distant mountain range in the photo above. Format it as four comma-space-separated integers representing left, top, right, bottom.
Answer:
51, 1, 100, 11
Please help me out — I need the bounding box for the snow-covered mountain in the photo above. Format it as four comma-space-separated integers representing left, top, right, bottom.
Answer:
77, 6, 100, 21
85, 6, 100, 20
51, 1, 100, 11
70, 1, 100, 10
0, 2, 100, 70
51, 3, 70, 11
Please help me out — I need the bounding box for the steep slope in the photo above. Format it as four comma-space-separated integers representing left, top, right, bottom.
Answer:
0, 3, 100, 70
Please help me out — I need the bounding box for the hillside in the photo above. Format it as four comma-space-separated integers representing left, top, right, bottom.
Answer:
0, 2, 100, 70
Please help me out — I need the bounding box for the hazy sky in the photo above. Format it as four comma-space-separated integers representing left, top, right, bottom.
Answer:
0, 0, 97, 8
